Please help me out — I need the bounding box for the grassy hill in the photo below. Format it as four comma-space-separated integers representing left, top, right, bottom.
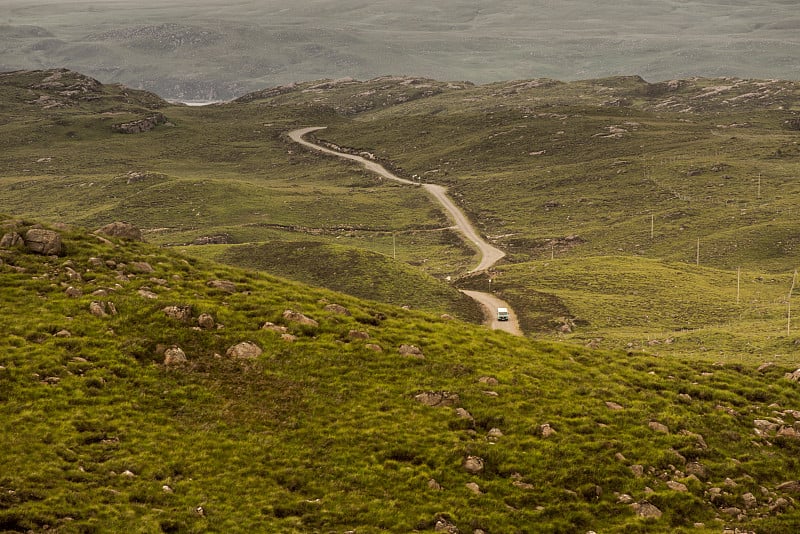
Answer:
3, 217, 800, 532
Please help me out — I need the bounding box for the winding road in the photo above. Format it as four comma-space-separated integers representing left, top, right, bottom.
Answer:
288, 126, 521, 335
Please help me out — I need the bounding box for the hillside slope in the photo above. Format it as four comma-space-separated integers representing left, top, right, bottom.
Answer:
3, 219, 800, 532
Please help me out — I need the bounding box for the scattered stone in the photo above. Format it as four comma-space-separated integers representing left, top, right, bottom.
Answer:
24, 228, 63, 255
757, 362, 775, 372
415, 391, 460, 408
87, 257, 104, 268
778, 427, 800, 439
365, 343, 383, 352
162, 485, 173, 494
121, 470, 136, 478
54, 329, 71, 338
65, 286, 83, 298
754, 419, 779, 433
434, 517, 459, 534
618, 494, 634, 504
685, 462, 707, 479
89, 301, 117, 317
261, 322, 288, 333
666, 481, 688, 492
164, 347, 187, 366
207, 279, 236, 293
455, 408, 474, 421
648, 421, 669, 433
163, 305, 192, 322
629, 465, 644, 477
512, 479, 535, 490
197, 313, 215, 330
348, 330, 370, 340
785, 369, 800, 382
96, 222, 143, 241
605, 401, 624, 410
463, 456, 484, 475
465, 482, 482, 495
614, 452, 627, 462
478, 376, 499, 386
722, 507, 742, 517
776, 480, 800, 493
225, 341, 263, 360
631, 502, 662, 519
677, 393, 692, 403
742, 492, 757, 509
440, 314, 454, 321
427, 479, 442, 491
487, 428, 504, 440
128, 261, 154, 273
399, 344, 424, 359
282, 309, 319, 327
0, 232, 23, 248
482, 390, 499, 397
679, 430, 708, 450
538, 423, 556, 438
281, 333, 297, 342
137, 289, 158, 299
324, 303, 351, 316
112, 113, 167, 134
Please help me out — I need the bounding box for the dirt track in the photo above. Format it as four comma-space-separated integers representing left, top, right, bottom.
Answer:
288, 126, 522, 335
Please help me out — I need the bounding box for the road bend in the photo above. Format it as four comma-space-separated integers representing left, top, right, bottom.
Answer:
288, 126, 522, 335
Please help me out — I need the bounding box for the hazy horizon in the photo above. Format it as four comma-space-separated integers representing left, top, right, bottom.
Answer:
2, 0, 800, 99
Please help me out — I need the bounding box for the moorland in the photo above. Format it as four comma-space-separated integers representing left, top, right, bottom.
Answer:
1, 67, 800, 532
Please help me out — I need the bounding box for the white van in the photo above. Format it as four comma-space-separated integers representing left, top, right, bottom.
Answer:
497, 308, 509, 321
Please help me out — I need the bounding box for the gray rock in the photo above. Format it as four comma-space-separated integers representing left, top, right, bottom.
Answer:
112, 113, 167, 134
24, 228, 62, 255
164, 347, 187, 366
415, 391, 460, 407
538, 423, 557, 437
0, 232, 23, 248
605, 401, 624, 410
465, 482, 482, 494
163, 305, 193, 322
137, 289, 158, 299
666, 481, 688, 492
455, 408, 474, 421
207, 279, 236, 293
348, 330, 369, 340
96, 222, 143, 241
742, 492, 757, 509
631, 502, 662, 519
648, 421, 669, 433
261, 322, 288, 333
463, 455, 484, 475
225, 341, 262, 359
128, 261, 154, 273
398, 344, 424, 359
282, 309, 318, 327
65, 286, 83, 298
785, 369, 800, 382
197, 313, 215, 330
89, 301, 117, 317
427, 478, 442, 491
324, 303, 351, 316
478, 376, 499, 385
54, 329, 72, 337
365, 343, 383, 352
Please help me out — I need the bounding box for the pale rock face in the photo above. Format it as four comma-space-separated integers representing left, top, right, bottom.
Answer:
225, 341, 263, 359
24, 228, 62, 255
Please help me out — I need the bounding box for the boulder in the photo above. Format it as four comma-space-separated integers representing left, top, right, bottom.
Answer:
89, 301, 117, 317
163, 305, 193, 322
97, 222, 143, 241
164, 347, 187, 366
65, 286, 83, 298
478, 376, 499, 386
225, 341, 262, 360
128, 261, 154, 273
282, 309, 318, 327
112, 113, 167, 134
197, 313, 215, 330
463, 456, 484, 475
605, 401, 624, 411
785, 369, 800, 382
415, 391, 460, 408
648, 421, 669, 434
207, 279, 237, 293
24, 228, 62, 255
538, 423, 557, 438
0, 232, 23, 248
666, 481, 688, 492
455, 408, 474, 421
348, 330, 370, 340
631, 502, 662, 519
137, 289, 158, 299
427, 479, 442, 491
465, 482, 482, 495
365, 343, 383, 352
261, 322, 288, 333
398, 344, 424, 359
324, 303, 351, 316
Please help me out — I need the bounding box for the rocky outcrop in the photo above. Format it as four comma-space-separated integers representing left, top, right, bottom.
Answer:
0, 232, 24, 248
97, 222, 143, 241
225, 342, 262, 360
24, 228, 63, 255
112, 113, 168, 134
282, 310, 318, 327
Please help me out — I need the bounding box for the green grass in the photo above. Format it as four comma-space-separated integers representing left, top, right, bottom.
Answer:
3, 217, 800, 532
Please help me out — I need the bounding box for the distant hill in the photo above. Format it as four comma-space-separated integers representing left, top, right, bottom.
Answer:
2, 1, 800, 100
